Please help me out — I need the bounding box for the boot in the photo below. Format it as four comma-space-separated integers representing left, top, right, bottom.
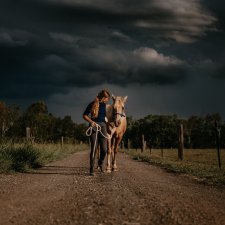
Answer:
99, 165, 105, 173
98, 163, 105, 173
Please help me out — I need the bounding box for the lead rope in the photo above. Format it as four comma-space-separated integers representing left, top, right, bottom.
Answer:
86, 124, 109, 165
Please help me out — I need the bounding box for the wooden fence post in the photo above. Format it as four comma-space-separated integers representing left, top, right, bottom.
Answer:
26, 127, 31, 141
127, 139, 130, 150
149, 139, 152, 154
160, 136, 164, 157
178, 124, 184, 160
215, 121, 221, 169
61, 136, 64, 146
141, 134, 146, 152
121, 141, 125, 151
2, 121, 5, 137
161, 147, 164, 157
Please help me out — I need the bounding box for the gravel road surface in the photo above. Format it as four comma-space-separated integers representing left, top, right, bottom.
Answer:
0, 150, 225, 225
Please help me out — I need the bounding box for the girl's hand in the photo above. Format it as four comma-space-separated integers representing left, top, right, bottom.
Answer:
91, 121, 96, 127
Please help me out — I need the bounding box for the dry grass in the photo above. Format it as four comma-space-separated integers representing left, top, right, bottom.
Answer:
0, 142, 88, 173
35, 143, 88, 164
123, 148, 225, 185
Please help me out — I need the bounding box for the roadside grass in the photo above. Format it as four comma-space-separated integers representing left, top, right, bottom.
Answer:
122, 148, 225, 186
0, 142, 88, 173
37, 143, 88, 164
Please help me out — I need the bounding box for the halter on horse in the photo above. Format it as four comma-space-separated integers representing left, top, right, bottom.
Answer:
112, 95, 127, 127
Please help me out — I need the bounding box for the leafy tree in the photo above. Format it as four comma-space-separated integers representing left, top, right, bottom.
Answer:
0, 101, 9, 137
61, 115, 75, 138
187, 114, 221, 148
0, 99, 224, 147
22, 101, 51, 142
5, 104, 23, 139
0, 102, 22, 139
74, 123, 89, 143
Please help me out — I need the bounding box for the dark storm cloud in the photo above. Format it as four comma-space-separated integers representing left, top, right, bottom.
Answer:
197, 0, 225, 80
194, 60, 225, 80
204, 0, 225, 28
0, 0, 219, 99
74, 47, 187, 85
213, 65, 225, 79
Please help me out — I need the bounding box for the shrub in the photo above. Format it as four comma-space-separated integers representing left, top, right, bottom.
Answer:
0, 143, 42, 172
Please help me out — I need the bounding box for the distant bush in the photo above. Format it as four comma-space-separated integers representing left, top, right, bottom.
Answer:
0, 143, 41, 172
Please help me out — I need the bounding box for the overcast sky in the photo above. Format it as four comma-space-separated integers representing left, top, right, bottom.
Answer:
0, 0, 225, 123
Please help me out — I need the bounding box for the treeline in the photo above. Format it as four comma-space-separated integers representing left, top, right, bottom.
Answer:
0, 101, 224, 148
124, 114, 225, 149
0, 101, 88, 143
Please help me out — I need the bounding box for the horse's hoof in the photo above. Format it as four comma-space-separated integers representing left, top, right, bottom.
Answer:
112, 168, 118, 172
106, 168, 111, 173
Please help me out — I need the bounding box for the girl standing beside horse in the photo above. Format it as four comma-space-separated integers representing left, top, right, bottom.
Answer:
83, 89, 110, 176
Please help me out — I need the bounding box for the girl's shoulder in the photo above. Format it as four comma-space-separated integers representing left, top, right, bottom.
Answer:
83, 101, 95, 115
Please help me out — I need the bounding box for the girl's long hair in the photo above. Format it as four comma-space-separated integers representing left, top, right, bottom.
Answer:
91, 90, 110, 118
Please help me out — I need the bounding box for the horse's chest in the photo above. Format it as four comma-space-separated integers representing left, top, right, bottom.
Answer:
114, 127, 125, 136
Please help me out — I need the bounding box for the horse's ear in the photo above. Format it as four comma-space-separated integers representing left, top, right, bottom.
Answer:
112, 94, 116, 100
123, 96, 128, 103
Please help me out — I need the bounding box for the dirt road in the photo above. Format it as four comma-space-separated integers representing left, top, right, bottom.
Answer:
0, 150, 225, 225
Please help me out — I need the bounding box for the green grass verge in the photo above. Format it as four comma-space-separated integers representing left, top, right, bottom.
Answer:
0, 142, 88, 173
122, 148, 225, 186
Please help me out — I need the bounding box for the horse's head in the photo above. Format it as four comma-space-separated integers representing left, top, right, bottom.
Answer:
112, 95, 128, 127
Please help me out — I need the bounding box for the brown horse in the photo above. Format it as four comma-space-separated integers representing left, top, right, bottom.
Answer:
106, 95, 128, 172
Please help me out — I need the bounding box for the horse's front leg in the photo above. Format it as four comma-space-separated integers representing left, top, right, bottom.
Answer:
106, 136, 112, 173
112, 136, 122, 171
